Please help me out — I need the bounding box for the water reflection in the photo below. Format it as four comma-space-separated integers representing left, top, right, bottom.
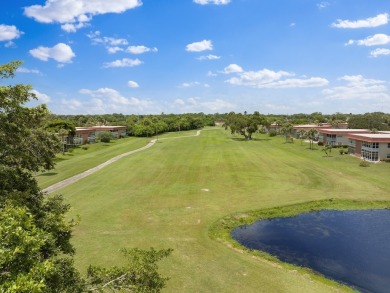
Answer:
232, 209, 390, 293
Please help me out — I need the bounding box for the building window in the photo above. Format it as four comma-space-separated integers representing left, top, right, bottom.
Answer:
373, 142, 379, 149
362, 150, 379, 161
388, 143, 390, 148
387, 154, 390, 159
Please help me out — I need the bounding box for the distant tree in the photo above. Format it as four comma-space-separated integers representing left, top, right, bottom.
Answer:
297, 129, 306, 145
224, 111, 268, 140
322, 145, 332, 157
307, 128, 318, 150
280, 123, 293, 143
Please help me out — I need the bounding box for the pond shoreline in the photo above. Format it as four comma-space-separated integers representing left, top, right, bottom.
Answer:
209, 199, 390, 292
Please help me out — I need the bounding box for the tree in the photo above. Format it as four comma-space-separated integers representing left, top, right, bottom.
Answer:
1, 61, 83, 291
0, 61, 172, 292
280, 123, 293, 143
307, 128, 318, 150
224, 111, 268, 140
322, 145, 332, 157
297, 129, 306, 145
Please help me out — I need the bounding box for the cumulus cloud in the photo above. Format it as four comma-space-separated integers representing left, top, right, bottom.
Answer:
197, 54, 221, 60
24, 0, 142, 32
173, 97, 235, 112
128, 80, 139, 88
29, 43, 75, 63
0, 24, 23, 42
193, 0, 231, 5
346, 34, 390, 46
224, 65, 328, 88
186, 40, 213, 52
332, 13, 389, 29
126, 45, 158, 54
370, 48, 390, 58
78, 87, 152, 113
322, 75, 390, 101
31, 89, 51, 103
223, 64, 243, 74
103, 58, 143, 68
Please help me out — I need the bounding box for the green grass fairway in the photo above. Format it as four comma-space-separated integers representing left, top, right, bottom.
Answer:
51, 128, 390, 292
36, 137, 150, 189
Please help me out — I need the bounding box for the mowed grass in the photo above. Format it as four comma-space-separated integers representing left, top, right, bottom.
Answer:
35, 136, 150, 189
51, 128, 390, 292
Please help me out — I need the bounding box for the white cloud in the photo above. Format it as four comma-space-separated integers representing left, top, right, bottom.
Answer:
87, 31, 129, 53
61, 98, 83, 111
29, 43, 75, 63
197, 54, 221, 60
332, 13, 389, 29
103, 58, 143, 68
193, 0, 230, 5
16, 67, 41, 74
186, 40, 213, 52
207, 71, 217, 77
31, 89, 51, 103
223, 64, 243, 74
107, 46, 124, 54
126, 45, 158, 54
317, 2, 330, 9
178, 82, 209, 88
61, 21, 90, 32
24, 0, 142, 32
346, 34, 390, 46
128, 80, 139, 88
0, 24, 23, 41
224, 66, 328, 88
370, 48, 390, 58
78, 87, 152, 113
322, 75, 390, 101
173, 97, 235, 112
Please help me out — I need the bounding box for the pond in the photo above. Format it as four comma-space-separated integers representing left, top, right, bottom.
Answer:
232, 209, 390, 293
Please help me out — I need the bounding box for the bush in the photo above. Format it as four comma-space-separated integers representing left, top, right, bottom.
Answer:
339, 149, 344, 155
381, 158, 390, 163
359, 160, 370, 167
268, 130, 277, 137
97, 131, 112, 143
82, 145, 89, 150
317, 141, 324, 146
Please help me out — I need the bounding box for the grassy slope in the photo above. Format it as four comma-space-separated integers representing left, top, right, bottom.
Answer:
52, 128, 390, 292
36, 137, 150, 189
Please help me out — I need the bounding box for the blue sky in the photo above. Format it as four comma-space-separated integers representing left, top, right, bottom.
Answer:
1, 0, 390, 115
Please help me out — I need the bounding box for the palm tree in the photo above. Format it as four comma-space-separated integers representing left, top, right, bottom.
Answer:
307, 128, 318, 150
297, 129, 306, 145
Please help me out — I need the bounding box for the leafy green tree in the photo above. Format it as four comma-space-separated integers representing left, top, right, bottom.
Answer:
1, 61, 83, 291
1, 61, 172, 292
224, 111, 268, 140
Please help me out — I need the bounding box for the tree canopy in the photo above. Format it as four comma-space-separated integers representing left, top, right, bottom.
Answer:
224, 111, 269, 140
0, 61, 172, 292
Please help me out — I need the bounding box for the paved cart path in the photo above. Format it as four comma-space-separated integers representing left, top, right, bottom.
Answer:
43, 130, 202, 194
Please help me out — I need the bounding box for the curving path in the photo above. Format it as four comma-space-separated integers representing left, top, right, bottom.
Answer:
43, 130, 202, 194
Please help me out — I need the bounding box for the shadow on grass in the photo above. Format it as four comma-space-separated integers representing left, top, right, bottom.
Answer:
231, 137, 271, 142
38, 172, 58, 177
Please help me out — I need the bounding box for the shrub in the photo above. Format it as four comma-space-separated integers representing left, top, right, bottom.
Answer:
82, 145, 89, 150
97, 131, 112, 143
317, 141, 324, 146
339, 149, 344, 155
359, 160, 370, 167
268, 130, 277, 137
